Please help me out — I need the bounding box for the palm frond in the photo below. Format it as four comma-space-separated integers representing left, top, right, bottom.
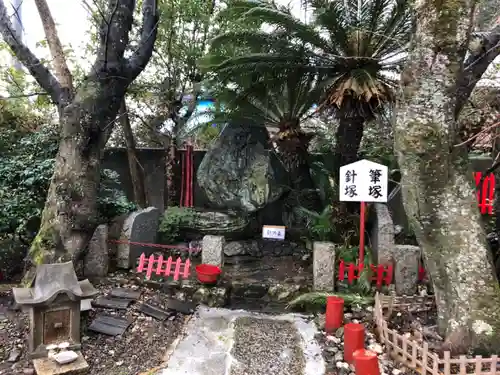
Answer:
242, 7, 333, 52
210, 30, 289, 51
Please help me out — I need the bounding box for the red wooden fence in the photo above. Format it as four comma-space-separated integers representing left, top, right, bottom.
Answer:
474, 172, 495, 214
338, 260, 394, 288
136, 253, 191, 280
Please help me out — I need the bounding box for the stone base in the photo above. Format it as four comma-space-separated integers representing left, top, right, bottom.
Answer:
33, 352, 89, 375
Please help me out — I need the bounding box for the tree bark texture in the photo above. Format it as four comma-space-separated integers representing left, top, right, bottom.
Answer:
25, 79, 127, 282
394, 0, 500, 353
119, 98, 147, 207
333, 116, 364, 182
0, 0, 158, 285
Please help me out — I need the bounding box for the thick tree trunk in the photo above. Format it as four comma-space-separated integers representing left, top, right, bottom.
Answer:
333, 116, 364, 182
0, 0, 158, 285
119, 99, 147, 207
22, 80, 127, 285
394, 0, 500, 354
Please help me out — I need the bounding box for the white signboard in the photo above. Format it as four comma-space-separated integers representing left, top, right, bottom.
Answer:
262, 225, 286, 240
339, 159, 388, 202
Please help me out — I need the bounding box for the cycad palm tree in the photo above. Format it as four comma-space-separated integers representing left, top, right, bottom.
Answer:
205, 0, 412, 180
200, 67, 325, 191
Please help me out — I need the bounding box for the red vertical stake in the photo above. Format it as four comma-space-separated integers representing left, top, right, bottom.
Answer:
180, 150, 185, 207
183, 259, 191, 278
338, 260, 345, 281
188, 144, 194, 207
137, 253, 146, 272
359, 201, 366, 264
146, 255, 155, 279
185, 145, 190, 207
184, 146, 190, 207
347, 263, 356, 284
482, 173, 489, 214
487, 174, 495, 214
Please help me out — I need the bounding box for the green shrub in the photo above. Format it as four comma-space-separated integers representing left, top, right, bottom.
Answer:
158, 206, 196, 244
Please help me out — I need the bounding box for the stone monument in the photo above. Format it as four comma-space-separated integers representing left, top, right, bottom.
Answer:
12, 261, 98, 374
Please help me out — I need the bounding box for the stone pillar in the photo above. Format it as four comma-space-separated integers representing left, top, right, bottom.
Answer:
84, 224, 109, 278
394, 245, 420, 295
313, 242, 335, 291
202, 235, 225, 266
369, 203, 395, 264
117, 207, 161, 269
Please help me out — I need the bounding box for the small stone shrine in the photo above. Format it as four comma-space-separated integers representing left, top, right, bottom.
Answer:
12, 261, 98, 374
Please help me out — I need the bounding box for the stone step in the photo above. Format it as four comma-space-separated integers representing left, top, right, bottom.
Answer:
140, 276, 311, 309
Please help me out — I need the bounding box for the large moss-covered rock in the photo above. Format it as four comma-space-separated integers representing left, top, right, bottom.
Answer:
197, 123, 287, 212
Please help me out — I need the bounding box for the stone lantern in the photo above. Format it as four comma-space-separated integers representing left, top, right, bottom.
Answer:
12, 261, 98, 359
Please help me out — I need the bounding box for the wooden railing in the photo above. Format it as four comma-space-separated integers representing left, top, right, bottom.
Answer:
374, 293, 500, 375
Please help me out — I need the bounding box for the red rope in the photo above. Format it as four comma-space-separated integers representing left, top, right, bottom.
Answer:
108, 239, 200, 253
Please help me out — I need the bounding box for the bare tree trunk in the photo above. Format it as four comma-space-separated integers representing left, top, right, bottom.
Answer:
394, 0, 500, 354
119, 98, 147, 207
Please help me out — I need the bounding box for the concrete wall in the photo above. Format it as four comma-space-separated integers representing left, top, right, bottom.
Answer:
102, 147, 211, 210
102, 148, 494, 223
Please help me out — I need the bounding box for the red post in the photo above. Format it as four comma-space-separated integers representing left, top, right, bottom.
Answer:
474, 172, 495, 214
173, 258, 182, 280
325, 296, 344, 332
180, 150, 185, 207
137, 253, 146, 272
183, 259, 191, 278
146, 254, 155, 279
353, 349, 380, 375
359, 201, 366, 264
344, 323, 365, 363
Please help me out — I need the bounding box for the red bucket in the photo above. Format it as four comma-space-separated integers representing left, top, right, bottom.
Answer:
195, 264, 222, 284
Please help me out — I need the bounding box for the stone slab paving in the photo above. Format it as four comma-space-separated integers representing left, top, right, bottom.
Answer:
158, 307, 325, 375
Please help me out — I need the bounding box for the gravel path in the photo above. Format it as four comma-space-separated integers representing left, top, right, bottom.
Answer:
229, 317, 305, 375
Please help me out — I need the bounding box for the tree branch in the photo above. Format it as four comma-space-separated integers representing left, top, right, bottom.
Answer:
33, 0, 74, 103
455, 25, 500, 116
124, 0, 159, 81
0, 0, 62, 105
94, 0, 136, 72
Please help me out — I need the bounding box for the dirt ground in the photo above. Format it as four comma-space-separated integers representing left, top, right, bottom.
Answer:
0, 276, 187, 375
